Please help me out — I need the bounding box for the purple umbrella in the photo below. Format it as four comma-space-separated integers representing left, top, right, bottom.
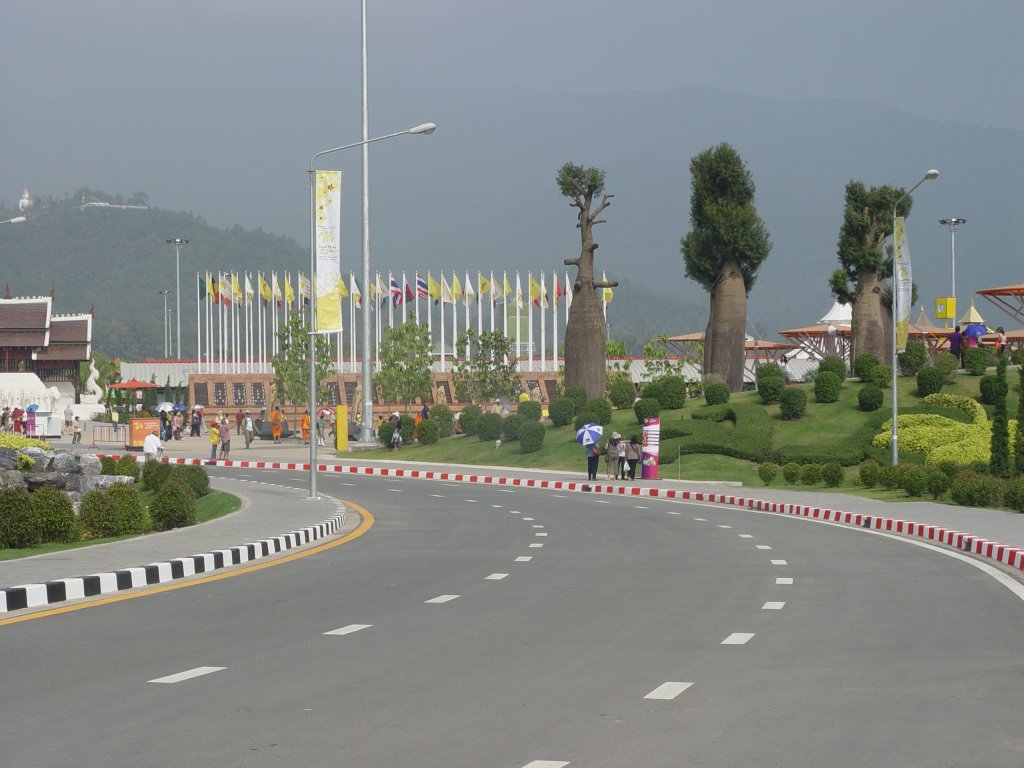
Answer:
963, 323, 988, 339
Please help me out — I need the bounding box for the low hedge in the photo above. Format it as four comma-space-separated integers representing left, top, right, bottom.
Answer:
459, 405, 483, 436
822, 462, 843, 488
116, 455, 141, 482
502, 414, 523, 441
431, 404, 454, 437
800, 463, 822, 485
143, 459, 172, 491
963, 347, 989, 375
859, 459, 881, 487
172, 465, 210, 497
377, 420, 395, 447
0, 487, 38, 548
854, 354, 880, 382
106, 483, 149, 534
80, 487, 138, 538
643, 376, 686, 409
950, 473, 1003, 508
703, 383, 730, 406
782, 462, 801, 484
32, 486, 79, 543
633, 398, 661, 424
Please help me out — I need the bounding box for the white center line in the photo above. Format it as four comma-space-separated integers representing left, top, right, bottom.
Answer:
762, 602, 786, 610
738, 534, 754, 539
535, 532, 548, 537
522, 517, 535, 521
644, 681, 694, 700
776, 577, 794, 585
770, 559, 788, 566
594, 499, 610, 504
521, 761, 570, 768
337, 481, 357, 486
425, 595, 460, 604
387, 488, 404, 493
430, 494, 445, 498
718, 524, 733, 529
148, 667, 225, 684
532, 525, 545, 529
551, 494, 566, 498
756, 544, 772, 550
694, 517, 708, 522
634, 505, 648, 509
490, 504, 503, 508
464, 499, 478, 503
530, 543, 544, 548
515, 556, 533, 562
509, 510, 521, 514
486, 573, 509, 580
722, 633, 755, 645
665, 510, 681, 515
324, 624, 373, 636
499, 489, 517, 493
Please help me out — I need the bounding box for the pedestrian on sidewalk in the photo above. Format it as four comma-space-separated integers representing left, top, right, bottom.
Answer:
316, 413, 326, 447
72, 416, 83, 445
209, 421, 220, 461
220, 418, 232, 459
143, 429, 163, 461
604, 433, 621, 480
190, 409, 202, 437
301, 410, 311, 444
270, 405, 283, 444
63, 404, 73, 434
243, 411, 255, 448
585, 441, 600, 481
235, 409, 244, 435
624, 435, 640, 480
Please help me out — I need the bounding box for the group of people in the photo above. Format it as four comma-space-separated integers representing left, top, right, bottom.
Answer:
947, 325, 1008, 364
586, 432, 641, 482
158, 409, 186, 441
208, 411, 260, 460
1, 405, 33, 436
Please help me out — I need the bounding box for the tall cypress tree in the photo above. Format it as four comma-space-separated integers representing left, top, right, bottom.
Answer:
1016, 364, 1024, 476
989, 356, 1010, 477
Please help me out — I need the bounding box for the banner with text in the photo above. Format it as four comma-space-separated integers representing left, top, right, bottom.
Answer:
315, 170, 343, 332
893, 215, 912, 353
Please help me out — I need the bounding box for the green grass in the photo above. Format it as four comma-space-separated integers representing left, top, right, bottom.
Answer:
0, 488, 241, 562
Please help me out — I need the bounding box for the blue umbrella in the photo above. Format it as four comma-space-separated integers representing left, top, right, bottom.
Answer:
26, 404, 39, 412
963, 323, 988, 340
575, 423, 603, 446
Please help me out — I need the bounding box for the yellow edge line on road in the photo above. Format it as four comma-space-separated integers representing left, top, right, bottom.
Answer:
0, 500, 374, 627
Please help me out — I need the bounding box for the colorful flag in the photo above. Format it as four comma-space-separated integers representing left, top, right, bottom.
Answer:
503, 274, 513, 304
540, 271, 549, 309
601, 271, 613, 304
337, 275, 348, 298
404, 274, 415, 303
529, 273, 542, 307
441, 274, 452, 305
390, 273, 403, 306
299, 272, 311, 305
478, 272, 491, 297
555, 272, 567, 306
231, 273, 243, 302
219, 273, 232, 306
244, 274, 255, 305
272, 273, 283, 307
465, 273, 476, 305
451, 273, 463, 303
416, 273, 429, 299
259, 274, 272, 306
428, 273, 442, 304
515, 272, 524, 309
205, 271, 215, 302
284, 274, 295, 307
350, 273, 362, 308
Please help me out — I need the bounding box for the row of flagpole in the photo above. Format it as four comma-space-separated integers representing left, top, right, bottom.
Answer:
194, 269, 615, 375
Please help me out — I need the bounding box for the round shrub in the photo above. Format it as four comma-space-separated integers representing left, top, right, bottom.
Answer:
758, 462, 778, 486
574, 411, 598, 431
633, 398, 661, 424
116, 455, 140, 482
1003, 478, 1024, 513
517, 400, 542, 422
477, 412, 504, 441
142, 458, 172, 491
640, 378, 663, 403
564, 387, 587, 415
779, 388, 807, 420
818, 356, 847, 379
399, 415, 415, 444
782, 462, 801, 485
99, 455, 118, 475
854, 354, 880, 382
459, 404, 483, 436
655, 376, 687, 409
585, 398, 613, 426
518, 421, 545, 453
878, 465, 901, 491
79, 488, 130, 538
814, 371, 842, 403
758, 375, 785, 404
608, 377, 637, 409
801, 463, 822, 486
916, 367, 945, 397
703, 383, 730, 406
0, 487, 38, 548
822, 462, 844, 488
172, 465, 210, 498
898, 340, 927, 376
418, 418, 440, 445
548, 398, 575, 427
150, 478, 198, 531
869, 364, 892, 389
936, 460, 960, 478
979, 374, 1007, 405
962, 347, 989, 376
858, 383, 883, 412
31, 486, 78, 543
926, 467, 950, 500
377, 419, 395, 447
900, 465, 927, 497
106, 482, 148, 534
502, 414, 523, 441
934, 351, 960, 381
431, 403, 454, 437
950, 473, 1003, 508
859, 460, 881, 488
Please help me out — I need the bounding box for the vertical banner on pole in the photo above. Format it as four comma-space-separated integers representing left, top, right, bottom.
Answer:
315, 170, 343, 333
641, 417, 660, 480
893, 215, 912, 353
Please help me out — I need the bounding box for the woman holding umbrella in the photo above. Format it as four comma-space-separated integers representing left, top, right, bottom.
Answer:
576, 422, 603, 481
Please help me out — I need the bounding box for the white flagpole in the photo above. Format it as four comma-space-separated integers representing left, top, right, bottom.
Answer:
219, 278, 225, 373
387, 272, 394, 330
515, 271, 522, 372
476, 272, 483, 337
552, 271, 558, 373
439, 275, 446, 373
528, 271, 534, 372
489, 271, 496, 334
195, 272, 201, 372
349, 272, 357, 373
502, 271, 508, 349
540, 271, 547, 373
246, 274, 252, 373
451, 274, 458, 366
426, 272, 433, 340
413, 272, 420, 325
233, 280, 239, 374
374, 272, 382, 372
464, 271, 472, 359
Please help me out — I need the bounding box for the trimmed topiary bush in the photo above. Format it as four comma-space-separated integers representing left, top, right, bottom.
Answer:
518, 400, 542, 421
574, 412, 598, 431
859, 459, 881, 488
917, 367, 945, 397
172, 465, 210, 498
431, 403, 454, 437
143, 458, 172, 491
782, 462, 801, 485
518, 421, 545, 453
106, 482, 149, 534
608, 377, 637, 409
779, 388, 807, 420
585, 398, 613, 426
477, 412, 504, 441
564, 387, 587, 415
633, 398, 661, 424
79, 488, 131, 538
150, 478, 198, 531
548, 398, 575, 427
377, 420, 395, 447
858, 383, 883, 412
417, 418, 440, 445
898, 340, 927, 376
501, 414, 523, 441
854, 354, 880, 382
757, 372, 785, 404
458, 404, 483, 436
869, 364, 892, 389
950, 473, 1003, 508
758, 462, 778, 486
963, 347, 989, 376
116, 455, 140, 482
654, 376, 687, 409
814, 371, 842, 403
398, 415, 415, 444
704, 383, 730, 406
900, 465, 927, 497
926, 467, 950, 500
1003, 478, 1024, 513
878, 465, 901, 491
0, 487, 38, 548
979, 374, 1006, 405
934, 351, 960, 381
801, 463, 822, 485
99, 455, 118, 475
818, 356, 847, 379
31, 486, 78, 543
822, 461, 843, 488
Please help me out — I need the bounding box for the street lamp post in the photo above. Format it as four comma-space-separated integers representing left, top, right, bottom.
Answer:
306, 122, 437, 499
939, 217, 966, 327
891, 169, 939, 465
159, 290, 171, 357
166, 238, 188, 359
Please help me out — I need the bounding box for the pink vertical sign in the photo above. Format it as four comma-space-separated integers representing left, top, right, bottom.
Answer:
641, 417, 660, 479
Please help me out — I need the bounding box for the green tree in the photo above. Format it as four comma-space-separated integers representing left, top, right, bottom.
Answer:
451, 330, 519, 405
271, 309, 333, 405
642, 334, 687, 380
557, 162, 617, 401
989, 356, 1011, 477
681, 144, 771, 392
1016, 364, 1024, 476
376, 320, 434, 413
829, 181, 914, 364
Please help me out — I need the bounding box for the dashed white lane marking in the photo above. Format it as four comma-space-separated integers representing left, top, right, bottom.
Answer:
148, 667, 225, 684
464, 499, 479, 503
722, 633, 755, 645
337, 481, 357, 486
535, 532, 548, 537
756, 544, 772, 550
430, 494, 445, 498
486, 573, 509, 580
770, 559, 788, 566
634, 505, 648, 509
387, 488, 404, 493
762, 602, 786, 610
738, 534, 754, 539
776, 577, 794, 585
551, 494, 566, 498
594, 500, 610, 504
490, 504, 503, 508
665, 510, 681, 515
425, 595, 460, 604
499, 489, 517, 493
522, 517, 535, 521
644, 681, 694, 700
718, 524, 733, 529
694, 517, 708, 522
530, 543, 544, 548
443, 483, 460, 487
324, 624, 373, 636
532, 525, 545, 529
515, 556, 533, 562
521, 761, 569, 768
509, 510, 521, 514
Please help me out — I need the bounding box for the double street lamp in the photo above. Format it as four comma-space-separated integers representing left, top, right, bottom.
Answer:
306, 122, 437, 499
939, 217, 966, 327
166, 238, 188, 359
891, 169, 940, 465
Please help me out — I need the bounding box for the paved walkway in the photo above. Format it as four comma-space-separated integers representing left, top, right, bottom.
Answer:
3, 431, 1022, 613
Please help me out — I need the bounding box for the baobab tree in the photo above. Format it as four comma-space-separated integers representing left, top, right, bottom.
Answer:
681, 143, 771, 392
558, 162, 617, 400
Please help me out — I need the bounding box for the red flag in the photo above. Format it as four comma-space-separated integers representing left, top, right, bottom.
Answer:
405, 283, 415, 302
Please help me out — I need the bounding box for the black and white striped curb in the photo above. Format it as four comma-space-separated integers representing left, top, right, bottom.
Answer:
0, 513, 344, 613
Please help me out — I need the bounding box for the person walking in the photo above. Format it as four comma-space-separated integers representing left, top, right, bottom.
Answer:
585, 441, 600, 481
209, 421, 220, 462
190, 409, 202, 437
948, 325, 964, 366
72, 416, 83, 445
235, 409, 244, 435
390, 425, 402, 452
995, 327, 1007, 355
604, 433, 621, 480
243, 411, 255, 448
301, 410, 311, 444
624, 435, 641, 480
220, 418, 232, 460
63, 404, 73, 434
172, 410, 183, 440
316, 412, 326, 447
143, 429, 163, 461
270, 405, 283, 444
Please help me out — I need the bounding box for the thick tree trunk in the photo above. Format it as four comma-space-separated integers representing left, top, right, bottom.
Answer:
564, 282, 606, 401
703, 258, 747, 392
850, 267, 891, 365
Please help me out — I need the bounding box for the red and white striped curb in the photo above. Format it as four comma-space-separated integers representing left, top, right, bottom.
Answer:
105, 455, 1024, 574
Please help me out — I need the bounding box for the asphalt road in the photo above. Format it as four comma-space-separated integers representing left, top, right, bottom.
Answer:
2, 468, 1022, 767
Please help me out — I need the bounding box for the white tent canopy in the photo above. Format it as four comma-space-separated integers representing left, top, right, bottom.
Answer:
818, 300, 852, 327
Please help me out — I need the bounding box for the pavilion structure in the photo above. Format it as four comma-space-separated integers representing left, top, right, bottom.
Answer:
0, 290, 92, 400
777, 300, 852, 361
663, 332, 798, 366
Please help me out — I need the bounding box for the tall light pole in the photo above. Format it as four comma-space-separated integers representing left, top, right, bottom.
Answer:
307, 122, 437, 499
939, 217, 966, 327
166, 238, 188, 359
159, 290, 171, 357
891, 169, 939, 465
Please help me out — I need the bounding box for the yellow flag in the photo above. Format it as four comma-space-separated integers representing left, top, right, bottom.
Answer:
285, 274, 295, 306
529, 274, 541, 305
337, 276, 349, 298
259, 274, 272, 304
232, 273, 243, 301
452, 273, 463, 302
478, 272, 491, 296
428, 273, 441, 302
601, 271, 614, 304
503, 275, 512, 300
